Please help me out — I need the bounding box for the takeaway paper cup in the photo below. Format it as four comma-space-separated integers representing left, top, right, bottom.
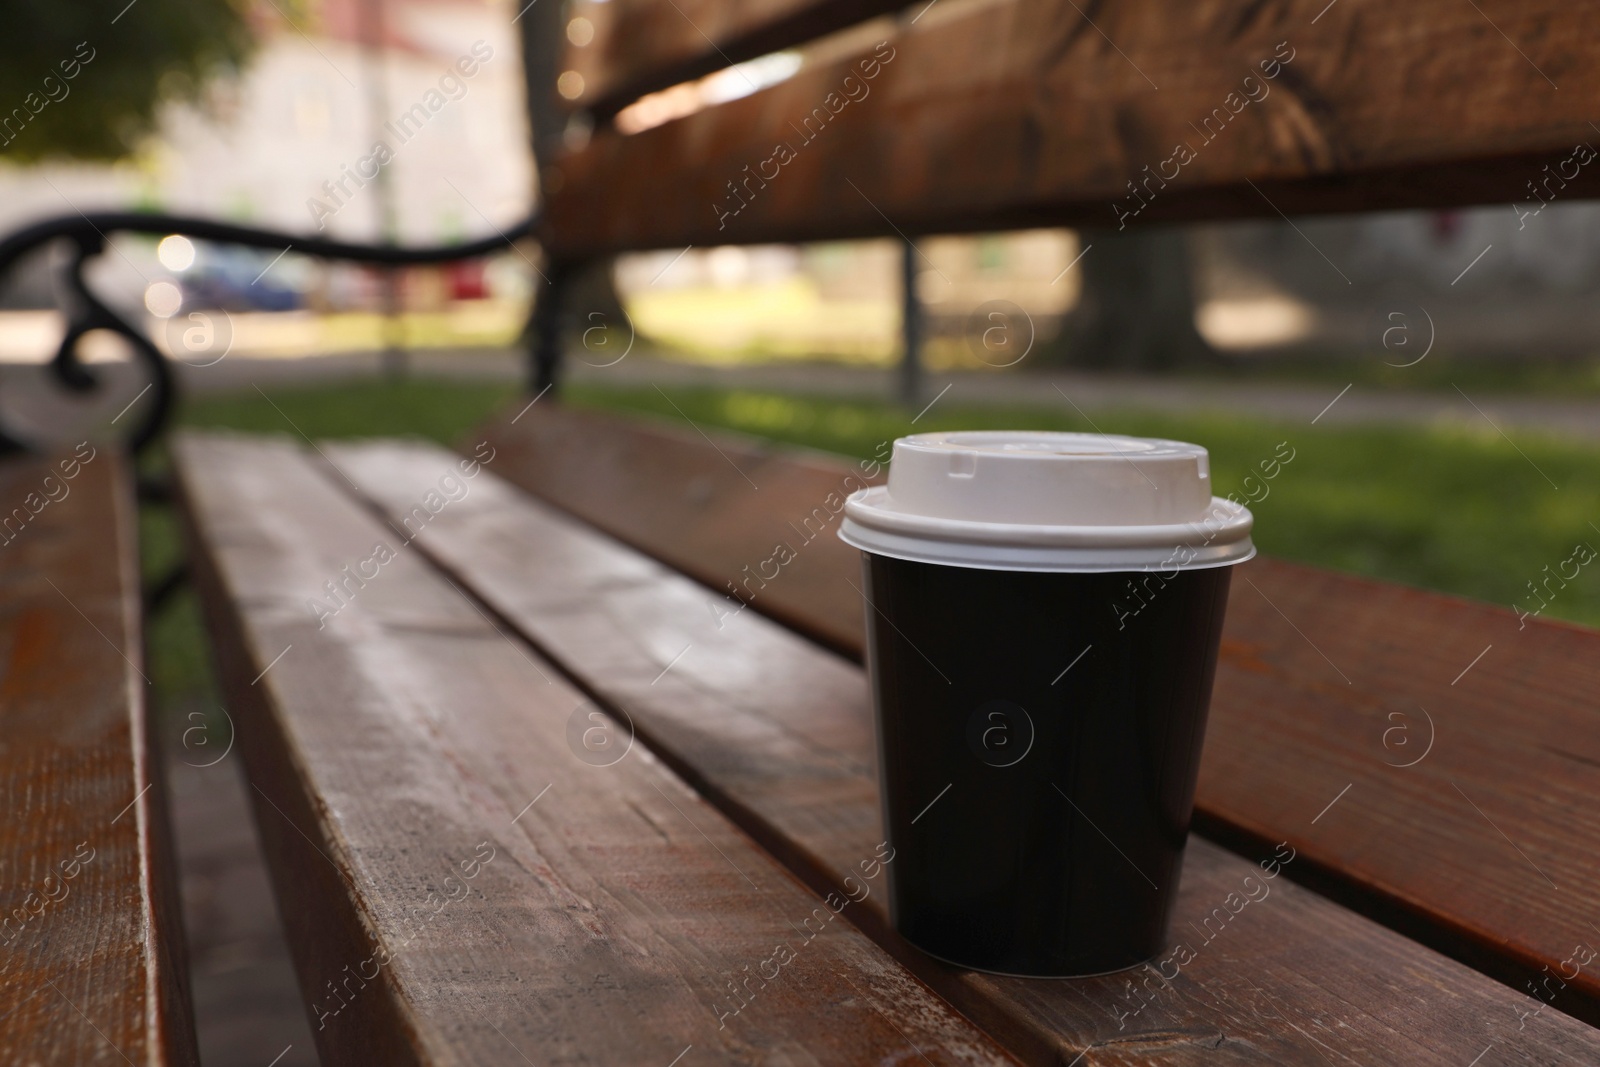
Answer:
839, 431, 1253, 976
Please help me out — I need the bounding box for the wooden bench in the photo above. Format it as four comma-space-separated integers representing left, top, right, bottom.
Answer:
0, 449, 196, 1064
173, 422, 1600, 1064
476, 403, 1600, 1022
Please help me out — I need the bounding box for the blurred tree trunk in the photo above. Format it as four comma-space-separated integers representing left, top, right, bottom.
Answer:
514, 7, 625, 329
516, 0, 566, 170
1037, 228, 1212, 370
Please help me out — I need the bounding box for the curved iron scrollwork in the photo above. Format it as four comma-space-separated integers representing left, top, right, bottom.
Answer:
0, 211, 538, 456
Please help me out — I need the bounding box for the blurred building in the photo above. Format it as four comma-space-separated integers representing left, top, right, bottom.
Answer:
0, 0, 532, 319
3, 0, 530, 241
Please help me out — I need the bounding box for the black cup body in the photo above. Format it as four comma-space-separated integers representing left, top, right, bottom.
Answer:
862, 552, 1233, 976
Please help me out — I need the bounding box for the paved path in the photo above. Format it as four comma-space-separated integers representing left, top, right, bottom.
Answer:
162, 706, 319, 1067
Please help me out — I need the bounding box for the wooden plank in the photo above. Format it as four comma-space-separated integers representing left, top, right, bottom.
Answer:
170, 430, 1013, 1066
562, 0, 912, 120
331, 434, 1600, 1065
1192, 564, 1600, 1022
475, 404, 872, 657
475, 402, 1600, 1027
0, 450, 197, 1065
546, 0, 1600, 254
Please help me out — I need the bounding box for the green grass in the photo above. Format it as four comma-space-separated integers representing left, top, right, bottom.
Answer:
562, 383, 1600, 626
143, 375, 1600, 716
172, 378, 521, 443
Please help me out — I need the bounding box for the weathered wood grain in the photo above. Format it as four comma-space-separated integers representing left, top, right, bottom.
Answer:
476, 401, 1600, 1028
172, 430, 1014, 1066
562, 0, 912, 119
330, 434, 1600, 1065
477, 404, 873, 657
1192, 564, 1600, 1027
0, 450, 197, 1065
547, 0, 1600, 254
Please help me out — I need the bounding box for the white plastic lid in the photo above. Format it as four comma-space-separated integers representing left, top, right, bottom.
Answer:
838, 431, 1255, 572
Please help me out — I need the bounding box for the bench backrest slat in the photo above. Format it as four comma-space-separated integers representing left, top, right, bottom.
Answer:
547, 0, 1598, 255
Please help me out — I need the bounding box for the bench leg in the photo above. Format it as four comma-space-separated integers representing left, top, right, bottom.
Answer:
531, 259, 575, 396
900, 237, 923, 406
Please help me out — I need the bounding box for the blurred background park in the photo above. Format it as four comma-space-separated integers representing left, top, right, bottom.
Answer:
6, 1, 1600, 1061
14, 0, 1600, 389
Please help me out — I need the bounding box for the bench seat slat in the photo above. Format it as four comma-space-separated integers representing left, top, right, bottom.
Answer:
0, 451, 196, 1066
328, 434, 1600, 1065
475, 403, 1600, 1025
172, 431, 1012, 1066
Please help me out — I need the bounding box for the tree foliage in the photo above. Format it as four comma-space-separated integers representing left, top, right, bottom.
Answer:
0, 0, 256, 163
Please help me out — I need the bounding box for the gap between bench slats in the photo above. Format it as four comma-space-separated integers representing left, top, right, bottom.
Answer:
327, 435, 1600, 1066
0, 450, 196, 1065
171, 430, 1013, 1067
476, 402, 1600, 1028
